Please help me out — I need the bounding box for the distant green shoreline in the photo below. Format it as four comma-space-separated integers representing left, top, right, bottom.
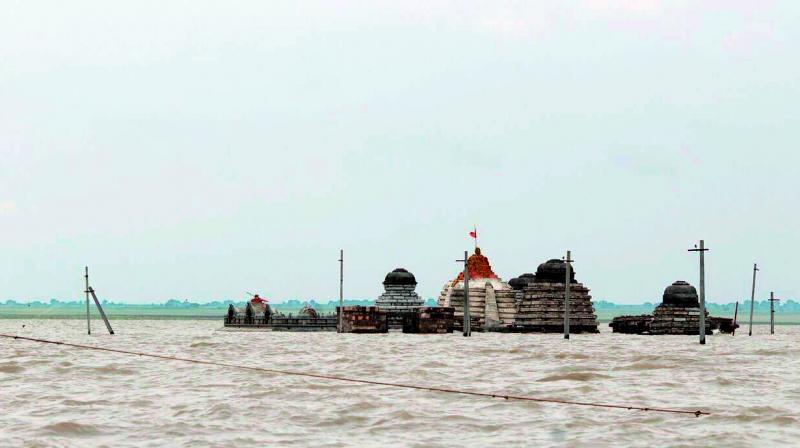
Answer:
1, 302, 798, 324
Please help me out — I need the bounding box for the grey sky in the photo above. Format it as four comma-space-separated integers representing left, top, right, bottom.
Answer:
1, 1, 798, 303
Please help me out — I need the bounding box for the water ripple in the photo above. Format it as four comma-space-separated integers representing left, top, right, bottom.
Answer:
1, 320, 799, 447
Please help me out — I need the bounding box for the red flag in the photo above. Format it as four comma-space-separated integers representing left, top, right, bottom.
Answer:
469, 230, 477, 238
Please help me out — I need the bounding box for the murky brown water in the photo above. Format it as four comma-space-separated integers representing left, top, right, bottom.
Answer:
1, 320, 799, 447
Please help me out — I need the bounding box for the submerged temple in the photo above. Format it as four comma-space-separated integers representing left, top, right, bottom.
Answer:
375, 268, 425, 329
610, 280, 736, 334
650, 281, 709, 335
338, 306, 388, 333
437, 247, 517, 331
402, 307, 455, 334
513, 259, 599, 333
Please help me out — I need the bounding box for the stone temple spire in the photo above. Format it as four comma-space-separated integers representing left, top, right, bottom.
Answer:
512, 259, 599, 333
438, 247, 517, 331
451, 247, 499, 285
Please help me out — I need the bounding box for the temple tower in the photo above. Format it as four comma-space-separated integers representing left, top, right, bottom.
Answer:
437, 247, 517, 331
514, 259, 599, 333
376, 268, 425, 329
650, 281, 711, 335
610, 280, 734, 334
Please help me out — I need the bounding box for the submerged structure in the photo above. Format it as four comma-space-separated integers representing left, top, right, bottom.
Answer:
651, 281, 708, 335
402, 307, 455, 334
610, 281, 737, 334
224, 294, 338, 331
375, 268, 425, 329
512, 259, 599, 333
437, 247, 517, 331
338, 306, 388, 333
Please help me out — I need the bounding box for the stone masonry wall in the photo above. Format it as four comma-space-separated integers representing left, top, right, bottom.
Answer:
650, 304, 711, 335
515, 282, 598, 333
376, 284, 424, 329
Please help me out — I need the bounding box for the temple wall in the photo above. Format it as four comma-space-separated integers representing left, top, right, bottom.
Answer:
495, 289, 518, 326
376, 284, 424, 329
449, 286, 487, 331
339, 306, 389, 333
650, 305, 711, 335
402, 307, 454, 334
440, 282, 518, 331
515, 282, 599, 333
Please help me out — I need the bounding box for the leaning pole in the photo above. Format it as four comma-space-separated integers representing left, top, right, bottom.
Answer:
748, 263, 758, 336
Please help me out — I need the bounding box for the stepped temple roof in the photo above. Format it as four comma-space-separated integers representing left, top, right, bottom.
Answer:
383, 268, 417, 286
509, 273, 535, 290
438, 247, 517, 330
662, 281, 699, 307
452, 247, 499, 285
514, 263, 598, 333
534, 259, 576, 284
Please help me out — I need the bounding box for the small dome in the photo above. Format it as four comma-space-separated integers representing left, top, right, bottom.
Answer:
509, 273, 535, 290
534, 259, 576, 284
662, 281, 699, 307
384, 268, 417, 286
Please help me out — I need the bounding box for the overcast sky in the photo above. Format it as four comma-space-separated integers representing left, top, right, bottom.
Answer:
1, 1, 798, 304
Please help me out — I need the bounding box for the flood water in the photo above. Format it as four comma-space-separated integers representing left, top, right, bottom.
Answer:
1, 319, 799, 447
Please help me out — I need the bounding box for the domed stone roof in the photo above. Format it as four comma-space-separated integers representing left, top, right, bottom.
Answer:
534, 259, 576, 284
383, 268, 417, 286
662, 281, 699, 307
509, 273, 536, 290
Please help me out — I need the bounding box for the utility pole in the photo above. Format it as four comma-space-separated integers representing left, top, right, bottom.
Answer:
564, 250, 572, 340
748, 263, 758, 336
83, 267, 114, 335
688, 240, 709, 345
88, 287, 114, 335
84, 266, 91, 335
456, 251, 470, 337
338, 250, 344, 333
769, 292, 780, 335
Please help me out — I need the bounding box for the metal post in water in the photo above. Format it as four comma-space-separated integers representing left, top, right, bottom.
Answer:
338, 250, 343, 333
84, 266, 91, 335
688, 240, 709, 345
463, 250, 471, 337
770, 292, 774, 334
455, 251, 471, 337
564, 250, 572, 340
769, 292, 780, 335
699, 241, 707, 345
748, 263, 758, 336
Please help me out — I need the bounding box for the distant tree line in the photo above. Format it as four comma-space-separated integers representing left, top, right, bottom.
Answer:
2, 298, 799, 311
593, 299, 800, 312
